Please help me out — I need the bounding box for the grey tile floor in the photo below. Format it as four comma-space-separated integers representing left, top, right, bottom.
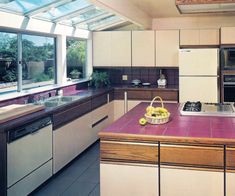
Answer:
31, 141, 100, 196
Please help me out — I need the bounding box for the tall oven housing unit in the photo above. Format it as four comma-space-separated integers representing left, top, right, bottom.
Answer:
179, 48, 219, 103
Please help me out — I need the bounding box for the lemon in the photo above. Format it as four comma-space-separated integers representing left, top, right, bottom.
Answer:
146, 106, 154, 113
139, 118, 147, 126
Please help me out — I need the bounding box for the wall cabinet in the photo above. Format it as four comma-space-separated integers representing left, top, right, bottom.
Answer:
93, 31, 131, 67
180, 29, 219, 46
156, 30, 179, 67
132, 31, 155, 67
221, 27, 235, 44
93, 31, 111, 67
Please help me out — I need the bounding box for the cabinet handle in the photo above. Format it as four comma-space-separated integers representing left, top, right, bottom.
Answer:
92, 115, 108, 128
124, 91, 128, 113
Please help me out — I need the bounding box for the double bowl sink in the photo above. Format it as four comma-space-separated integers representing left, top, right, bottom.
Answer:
35, 94, 88, 108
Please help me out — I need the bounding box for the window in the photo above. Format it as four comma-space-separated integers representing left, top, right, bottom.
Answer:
22, 34, 55, 89
0, 31, 56, 93
66, 38, 87, 80
0, 32, 17, 93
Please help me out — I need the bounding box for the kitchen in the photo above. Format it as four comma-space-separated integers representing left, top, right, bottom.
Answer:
1, 0, 235, 196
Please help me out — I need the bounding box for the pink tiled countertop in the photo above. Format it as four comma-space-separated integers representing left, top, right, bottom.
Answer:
100, 102, 235, 145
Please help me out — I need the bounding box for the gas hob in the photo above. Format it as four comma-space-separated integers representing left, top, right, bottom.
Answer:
180, 102, 235, 117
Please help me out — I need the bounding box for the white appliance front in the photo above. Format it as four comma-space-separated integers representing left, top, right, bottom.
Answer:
179, 76, 218, 103
179, 49, 218, 76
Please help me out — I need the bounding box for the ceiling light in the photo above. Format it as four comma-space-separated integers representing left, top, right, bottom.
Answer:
176, 0, 235, 14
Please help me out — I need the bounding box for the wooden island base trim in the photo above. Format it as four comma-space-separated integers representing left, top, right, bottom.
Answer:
100, 140, 158, 164
99, 132, 235, 145
160, 144, 224, 169
226, 147, 235, 169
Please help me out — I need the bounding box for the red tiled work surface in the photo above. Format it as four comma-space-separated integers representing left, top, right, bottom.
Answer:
100, 102, 235, 144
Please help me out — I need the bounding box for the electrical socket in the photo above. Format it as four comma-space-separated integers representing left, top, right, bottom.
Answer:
122, 75, 128, 81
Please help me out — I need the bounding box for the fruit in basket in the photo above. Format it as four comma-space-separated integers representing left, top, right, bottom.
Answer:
139, 118, 147, 126
146, 106, 155, 113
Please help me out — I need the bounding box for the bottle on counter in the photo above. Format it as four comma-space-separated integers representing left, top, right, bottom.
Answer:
157, 73, 167, 88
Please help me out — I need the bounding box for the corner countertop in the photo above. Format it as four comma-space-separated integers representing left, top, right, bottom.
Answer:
113, 84, 178, 91
99, 102, 235, 145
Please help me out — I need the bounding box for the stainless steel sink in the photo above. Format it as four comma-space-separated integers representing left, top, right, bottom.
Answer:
35, 95, 87, 108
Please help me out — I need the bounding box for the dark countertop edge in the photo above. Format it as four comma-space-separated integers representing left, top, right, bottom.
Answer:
0, 86, 178, 133
113, 85, 179, 91
0, 88, 114, 133
99, 132, 235, 145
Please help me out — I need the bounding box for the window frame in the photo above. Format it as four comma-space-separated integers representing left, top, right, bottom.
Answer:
66, 36, 88, 82
0, 28, 57, 94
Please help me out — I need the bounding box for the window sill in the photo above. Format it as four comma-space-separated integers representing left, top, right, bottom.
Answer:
0, 78, 90, 102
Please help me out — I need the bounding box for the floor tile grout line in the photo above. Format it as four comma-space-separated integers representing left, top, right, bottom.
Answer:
59, 150, 100, 195
88, 183, 99, 196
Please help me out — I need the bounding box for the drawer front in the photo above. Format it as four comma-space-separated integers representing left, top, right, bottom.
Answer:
152, 90, 178, 101
160, 144, 224, 169
92, 93, 108, 110
128, 90, 152, 100
227, 147, 235, 170
53, 100, 91, 129
100, 141, 158, 164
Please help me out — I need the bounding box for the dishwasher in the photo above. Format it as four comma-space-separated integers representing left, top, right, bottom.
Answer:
7, 116, 53, 196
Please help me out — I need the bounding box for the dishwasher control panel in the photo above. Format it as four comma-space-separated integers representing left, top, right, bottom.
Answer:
8, 116, 51, 143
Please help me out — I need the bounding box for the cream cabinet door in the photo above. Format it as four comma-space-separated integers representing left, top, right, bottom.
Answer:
113, 100, 125, 121
101, 163, 158, 196
180, 29, 199, 46
110, 31, 131, 66
156, 30, 179, 67
227, 172, 235, 196
128, 100, 141, 111
53, 112, 91, 173
132, 31, 155, 67
179, 76, 218, 103
161, 167, 223, 196
221, 27, 235, 44
199, 29, 219, 45
93, 31, 111, 66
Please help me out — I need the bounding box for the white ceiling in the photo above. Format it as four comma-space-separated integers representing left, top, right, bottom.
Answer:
128, 0, 181, 18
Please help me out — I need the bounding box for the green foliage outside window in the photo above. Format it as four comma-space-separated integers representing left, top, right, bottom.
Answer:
66, 39, 86, 79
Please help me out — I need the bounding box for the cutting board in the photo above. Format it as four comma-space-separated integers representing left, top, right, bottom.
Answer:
0, 104, 45, 124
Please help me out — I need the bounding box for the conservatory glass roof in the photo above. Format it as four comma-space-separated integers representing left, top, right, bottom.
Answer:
0, 0, 127, 31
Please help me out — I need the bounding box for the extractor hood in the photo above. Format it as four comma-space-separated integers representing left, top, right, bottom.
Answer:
176, 0, 235, 14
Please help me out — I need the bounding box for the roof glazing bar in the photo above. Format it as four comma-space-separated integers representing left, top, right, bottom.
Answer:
74, 12, 113, 26
53, 5, 94, 23
91, 19, 125, 31
25, 0, 75, 17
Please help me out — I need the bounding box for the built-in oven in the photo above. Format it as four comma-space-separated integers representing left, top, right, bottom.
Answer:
223, 74, 235, 102
221, 47, 235, 70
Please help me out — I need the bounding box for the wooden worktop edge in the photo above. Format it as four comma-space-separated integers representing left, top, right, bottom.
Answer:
99, 132, 235, 145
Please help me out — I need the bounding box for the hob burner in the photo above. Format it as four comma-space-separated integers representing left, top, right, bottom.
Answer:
183, 101, 202, 112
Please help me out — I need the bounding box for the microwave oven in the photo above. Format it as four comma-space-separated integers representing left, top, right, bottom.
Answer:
220, 48, 235, 70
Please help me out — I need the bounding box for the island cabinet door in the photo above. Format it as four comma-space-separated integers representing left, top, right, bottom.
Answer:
160, 144, 224, 196
100, 163, 158, 196
100, 140, 159, 196
226, 146, 235, 196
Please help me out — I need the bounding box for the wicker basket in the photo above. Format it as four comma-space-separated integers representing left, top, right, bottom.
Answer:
144, 96, 170, 125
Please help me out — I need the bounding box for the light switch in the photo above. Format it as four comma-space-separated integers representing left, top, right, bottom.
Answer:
122, 75, 128, 80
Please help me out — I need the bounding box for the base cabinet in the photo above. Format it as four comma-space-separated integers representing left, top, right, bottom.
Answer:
226, 172, 235, 196
100, 163, 158, 196
53, 112, 91, 173
161, 167, 223, 196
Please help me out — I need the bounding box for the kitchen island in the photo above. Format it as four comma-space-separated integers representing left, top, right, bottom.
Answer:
99, 102, 235, 196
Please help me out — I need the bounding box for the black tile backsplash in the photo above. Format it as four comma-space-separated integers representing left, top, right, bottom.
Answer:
94, 67, 179, 86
